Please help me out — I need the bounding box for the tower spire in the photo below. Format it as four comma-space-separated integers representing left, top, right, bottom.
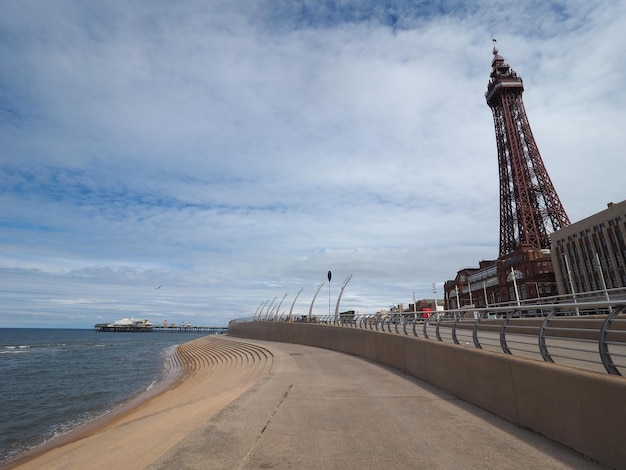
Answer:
485, 47, 570, 258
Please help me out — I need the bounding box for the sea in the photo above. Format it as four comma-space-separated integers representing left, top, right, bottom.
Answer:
0, 328, 212, 465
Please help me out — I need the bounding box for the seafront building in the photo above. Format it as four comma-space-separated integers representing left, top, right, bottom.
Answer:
550, 200, 626, 296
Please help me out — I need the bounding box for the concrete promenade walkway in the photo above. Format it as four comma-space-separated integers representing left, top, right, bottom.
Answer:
150, 337, 601, 470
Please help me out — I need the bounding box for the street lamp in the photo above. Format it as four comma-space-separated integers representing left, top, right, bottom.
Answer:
334, 274, 352, 322
328, 271, 332, 319
562, 254, 580, 315
274, 292, 289, 321
256, 299, 270, 321
264, 297, 277, 321
308, 282, 325, 321
288, 288, 304, 321
595, 252, 611, 303
253, 300, 265, 321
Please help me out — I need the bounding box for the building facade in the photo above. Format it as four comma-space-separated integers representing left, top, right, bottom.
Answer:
550, 200, 626, 296
444, 248, 557, 309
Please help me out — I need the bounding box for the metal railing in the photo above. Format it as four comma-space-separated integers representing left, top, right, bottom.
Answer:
253, 301, 626, 376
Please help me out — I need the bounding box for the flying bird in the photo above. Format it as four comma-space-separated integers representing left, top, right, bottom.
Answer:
155, 285, 162, 290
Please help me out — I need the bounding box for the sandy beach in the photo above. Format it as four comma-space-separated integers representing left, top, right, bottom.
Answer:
2, 336, 273, 470
3, 334, 604, 469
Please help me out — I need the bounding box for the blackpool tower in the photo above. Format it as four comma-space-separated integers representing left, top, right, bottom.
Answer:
485, 44, 570, 258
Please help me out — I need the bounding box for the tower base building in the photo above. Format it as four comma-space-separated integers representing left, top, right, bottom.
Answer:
444, 247, 557, 310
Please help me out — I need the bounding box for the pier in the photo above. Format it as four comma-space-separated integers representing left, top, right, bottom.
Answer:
93, 324, 227, 334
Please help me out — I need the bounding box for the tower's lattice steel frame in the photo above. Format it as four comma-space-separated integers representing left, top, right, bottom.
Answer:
485, 47, 570, 258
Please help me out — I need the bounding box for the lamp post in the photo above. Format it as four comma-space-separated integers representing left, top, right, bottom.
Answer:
334, 274, 352, 322
264, 297, 277, 321
256, 299, 270, 321
510, 267, 521, 306
483, 281, 489, 308
274, 292, 289, 321
328, 271, 332, 319
308, 282, 325, 321
595, 252, 611, 303
563, 254, 579, 315
288, 288, 304, 321
253, 300, 265, 321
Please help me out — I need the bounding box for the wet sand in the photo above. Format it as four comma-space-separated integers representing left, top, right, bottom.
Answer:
2, 336, 273, 470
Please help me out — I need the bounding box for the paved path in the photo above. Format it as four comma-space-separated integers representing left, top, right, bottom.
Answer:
150, 337, 601, 470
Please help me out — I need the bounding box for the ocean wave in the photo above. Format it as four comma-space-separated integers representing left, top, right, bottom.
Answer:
1, 347, 30, 354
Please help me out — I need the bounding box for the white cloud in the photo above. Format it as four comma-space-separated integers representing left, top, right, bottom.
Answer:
1, 1, 625, 327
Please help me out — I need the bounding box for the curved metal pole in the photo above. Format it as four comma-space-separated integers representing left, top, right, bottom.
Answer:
264, 297, 277, 321
334, 274, 352, 322
472, 317, 482, 349
452, 316, 460, 345
538, 308, 557, 362
500, 311, 513, 354
308, 283, 325, 319
256, 299, 270, 321
435, 316, 443, 342
599, 304, 626, 375
274, 292, 289, 320
288, 288, 304, 321
253, 300, 265, 321
266, 304, 276, 319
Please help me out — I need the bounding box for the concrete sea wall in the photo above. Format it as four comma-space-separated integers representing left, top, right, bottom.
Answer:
228, 320, 626, 469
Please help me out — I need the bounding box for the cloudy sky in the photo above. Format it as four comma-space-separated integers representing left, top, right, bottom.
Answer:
1, 1, 625, 328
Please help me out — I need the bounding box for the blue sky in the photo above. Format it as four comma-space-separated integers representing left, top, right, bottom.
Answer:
1, 1, 625, 328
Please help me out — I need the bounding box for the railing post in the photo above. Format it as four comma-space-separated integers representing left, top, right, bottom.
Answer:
599, 305, 626, 375
423, 317, 430, 340
435, 316, 443, 342
500, 311, 513, 354
472, 316, 482, 349
452, 316, 460, 345
538, 309, 557, 363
